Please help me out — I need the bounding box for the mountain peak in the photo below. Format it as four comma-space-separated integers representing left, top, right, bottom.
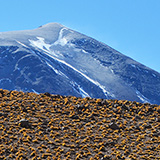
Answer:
0, 23, 160, 104
38, 22, 64, 29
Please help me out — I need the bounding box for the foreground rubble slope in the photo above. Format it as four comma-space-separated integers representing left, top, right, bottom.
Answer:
0, 89, 159, 159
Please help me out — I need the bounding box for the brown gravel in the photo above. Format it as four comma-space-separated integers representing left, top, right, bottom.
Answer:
0, 89, 160, 160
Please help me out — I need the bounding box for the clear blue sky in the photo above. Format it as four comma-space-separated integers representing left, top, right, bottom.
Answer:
0, 0, 160, 73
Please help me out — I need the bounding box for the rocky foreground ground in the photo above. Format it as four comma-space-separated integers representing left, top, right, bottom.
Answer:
0, 89, 159, 160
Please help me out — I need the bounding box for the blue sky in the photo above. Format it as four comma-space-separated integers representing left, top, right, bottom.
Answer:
0, 0, 160, 73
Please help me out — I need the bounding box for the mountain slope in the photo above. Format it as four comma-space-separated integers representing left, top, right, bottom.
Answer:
0, 23, 160, 104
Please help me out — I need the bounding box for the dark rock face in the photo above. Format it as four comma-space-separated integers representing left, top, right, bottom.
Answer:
72, 38, 160, 104
0, 23, 160, 104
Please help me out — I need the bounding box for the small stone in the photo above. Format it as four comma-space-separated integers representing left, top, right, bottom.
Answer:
152, 132, 160, 137
121, 104, 129, 110
0, 90, 4, 96
144, 124, 152, 129
156, 117, 160, 122
19, 119, 30, 128
109, 122, 119, 130
0, 112, 7, 118
44, 92, 51, 97
148, 107, 153, 112
135, 125, 141, 131
157, 109, 160, 113
46, 128, 51, 132
0, 112, 4, 117
135, 115, 141, 120
71, 115, 79, 119
76, 104, 85, 110
101, 99, 109, 106
23, 108, 28, 112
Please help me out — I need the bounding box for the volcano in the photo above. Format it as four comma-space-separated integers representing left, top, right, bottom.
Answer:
0, 23, 160, 104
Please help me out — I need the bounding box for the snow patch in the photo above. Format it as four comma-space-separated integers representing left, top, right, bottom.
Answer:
29, 37, 64, 58
82, 49, 88, 53
74, 48, 81, 52
46, 62, 59, 74
46, 62, 68, 79
31, 89, 40, 94
71, 81, 90, 98
145, 70, 149, 73
54, 28, 68, 46
131, 64, 141, 71
44, 51, 114, 98
96, 83, 115, 98
29, 37, 51, 53
80, 69, 87, 73
131, 64, 136, 68
0, 78, 12, 83
152, 73, 156, 77
110, 69, 114, 74
79, 86, 90, 98
16, 40, 29, 48
136, 90, 150, 103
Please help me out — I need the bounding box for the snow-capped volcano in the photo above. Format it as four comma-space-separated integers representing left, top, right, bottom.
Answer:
0, 23, 160, 104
